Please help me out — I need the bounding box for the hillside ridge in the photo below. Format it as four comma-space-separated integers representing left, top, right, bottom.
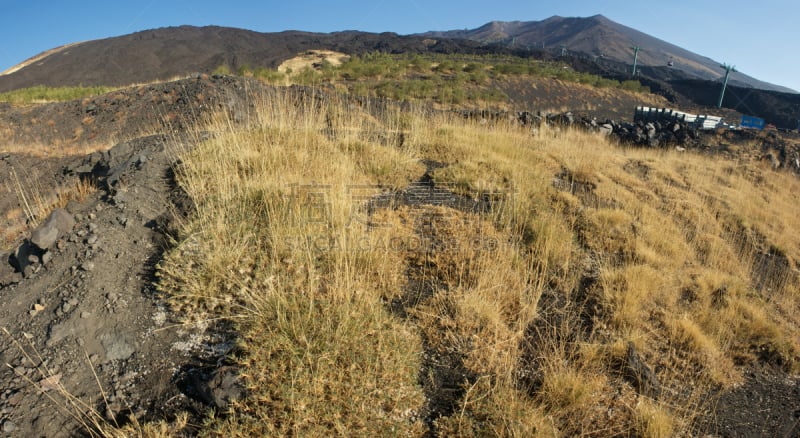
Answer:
421, 15, 796, 93
1, 20, 799, 128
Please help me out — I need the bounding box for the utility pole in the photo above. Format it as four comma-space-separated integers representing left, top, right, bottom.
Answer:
631, 46, 641, 76
717, 63, 737, 108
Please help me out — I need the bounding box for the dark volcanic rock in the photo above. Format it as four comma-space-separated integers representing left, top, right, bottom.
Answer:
624, 342, 661, 398
179, 365, 246, 410
11, 241, 38, 277
0, 252, 22, 287
30, 209, 75, 250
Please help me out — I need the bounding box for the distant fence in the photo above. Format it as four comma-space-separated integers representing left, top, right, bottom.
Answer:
635, 106, 725, 130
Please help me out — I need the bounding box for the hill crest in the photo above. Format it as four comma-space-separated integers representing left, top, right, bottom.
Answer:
421, 15, 795, 93
0, 25, 497, 93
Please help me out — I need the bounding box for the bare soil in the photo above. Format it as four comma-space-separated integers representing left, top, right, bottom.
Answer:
0, 76, 263, 436
0, 134, 216, 436
706, 365, 800, 437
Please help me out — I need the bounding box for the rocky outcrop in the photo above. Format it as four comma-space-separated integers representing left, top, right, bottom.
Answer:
0, 252, 22, 286
460, 108, 703, 148
624, 342, 661, 398
611, 119, 700, 147
6, 209, 76, 279
30, 208, 75, 250
9, 242, 38, 278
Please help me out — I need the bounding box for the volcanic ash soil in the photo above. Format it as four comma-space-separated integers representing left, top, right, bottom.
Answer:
0, 134, 234, 437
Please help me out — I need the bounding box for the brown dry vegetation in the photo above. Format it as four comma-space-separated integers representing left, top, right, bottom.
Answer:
0, 140, 112, 158
151, 89, 800, 436
1, 171, 95, 248
277, 50, 351, 74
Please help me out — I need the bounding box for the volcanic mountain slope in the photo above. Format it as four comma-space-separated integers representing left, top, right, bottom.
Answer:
1, 19, 799, 128
2, 16, 793, 95
671, 78, 800, 129
0, 26, 501, 93
422, 15, 795, 93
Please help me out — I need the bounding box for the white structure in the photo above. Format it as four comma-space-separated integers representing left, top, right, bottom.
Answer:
635, 106, 724, 130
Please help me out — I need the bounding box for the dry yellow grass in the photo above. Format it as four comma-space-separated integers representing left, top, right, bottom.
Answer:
154, 87, 800, 436
278, 50, 351, 74
2, 171, 96, 249
0, 141, 113, 157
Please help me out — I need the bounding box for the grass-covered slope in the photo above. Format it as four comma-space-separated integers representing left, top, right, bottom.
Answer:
156, 89, 799, 436
229, 52, 650, 107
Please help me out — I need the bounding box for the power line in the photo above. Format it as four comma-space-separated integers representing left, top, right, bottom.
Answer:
631, 45, 640, 77
717, 63, 737, 108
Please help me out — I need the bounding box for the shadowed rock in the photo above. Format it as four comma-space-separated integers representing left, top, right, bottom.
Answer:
179, 365, 246, 410
0, 252, 22, 287
624, 342, 661, 398
11, 241, 38, 277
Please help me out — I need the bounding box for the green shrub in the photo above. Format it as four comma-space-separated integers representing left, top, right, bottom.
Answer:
292, 67, 321, 85
210, 52, 653, 102
468, 70, 488, 84
213, 64, 232, 75
494, 63, 528, 75
409, 55, 431, 72
619, 80, 649, 93
318, 60, 339, 81
253, 68, 285, 84
463, 62, 483, 73
236, 64, 252, 76
434, 60, 457, 73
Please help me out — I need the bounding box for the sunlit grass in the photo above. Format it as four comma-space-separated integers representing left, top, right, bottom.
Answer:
153, 86, 800, 436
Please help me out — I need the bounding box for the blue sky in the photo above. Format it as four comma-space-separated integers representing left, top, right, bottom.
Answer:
1, 0, 799, 91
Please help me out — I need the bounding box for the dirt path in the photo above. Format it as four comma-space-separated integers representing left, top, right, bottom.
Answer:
708, 367, 800, 437
0, 135, 219, 436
